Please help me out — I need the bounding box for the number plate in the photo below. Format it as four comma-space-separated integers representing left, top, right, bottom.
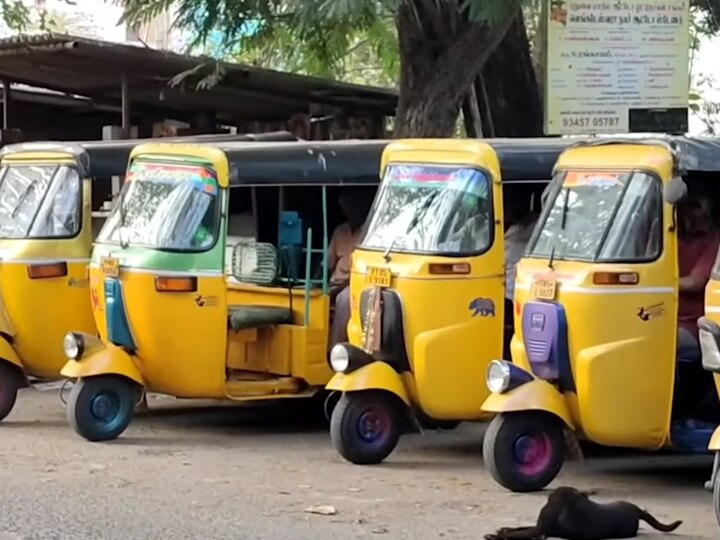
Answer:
365, 266, 392, 288
531, 277, 557, 300
100, 256, 119, 278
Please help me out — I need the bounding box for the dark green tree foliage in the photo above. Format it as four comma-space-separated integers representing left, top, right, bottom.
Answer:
3, 0, 719, 137
115, 0, 527, 136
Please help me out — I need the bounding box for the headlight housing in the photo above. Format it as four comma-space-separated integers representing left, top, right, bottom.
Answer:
486, 360, 533, 394
699, 317, 720, 373
328, 343, 375, 374
63, 332, 85, 360
329, 344, 350, 373
487, 360, 511, 393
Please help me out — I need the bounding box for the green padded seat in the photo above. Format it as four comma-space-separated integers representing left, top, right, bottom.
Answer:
227, 305, 293, 331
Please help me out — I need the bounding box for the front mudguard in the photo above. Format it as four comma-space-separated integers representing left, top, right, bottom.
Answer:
60, 333, 144, 387
482, 378, 575, 429
709, 427, 720, 451
326, 361, 410, 406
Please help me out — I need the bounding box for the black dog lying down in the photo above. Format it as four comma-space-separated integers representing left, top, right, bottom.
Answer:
484, 486, 682, 540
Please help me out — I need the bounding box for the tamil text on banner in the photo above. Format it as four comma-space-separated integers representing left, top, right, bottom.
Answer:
544, 0, 690, 135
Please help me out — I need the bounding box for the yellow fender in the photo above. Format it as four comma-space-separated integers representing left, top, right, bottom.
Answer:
709, 426, 720, 451
60, 333, 144, 386
326, 361, 410, 405
0, 337, 22, 370
481, 378, 575, 429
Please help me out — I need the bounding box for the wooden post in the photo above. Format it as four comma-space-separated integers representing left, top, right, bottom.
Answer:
462, 81, 483, 138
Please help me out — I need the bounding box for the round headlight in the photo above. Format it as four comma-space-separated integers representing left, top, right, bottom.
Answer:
487, 360, 511, 394
329, 344, 350, 373
63, 332, 84, 360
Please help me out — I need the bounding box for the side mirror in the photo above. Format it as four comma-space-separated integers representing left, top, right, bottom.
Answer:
232, 242, 278, 285
663, 177, 687, 206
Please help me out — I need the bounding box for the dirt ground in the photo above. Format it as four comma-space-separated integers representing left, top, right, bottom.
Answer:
0, 385, 717, 540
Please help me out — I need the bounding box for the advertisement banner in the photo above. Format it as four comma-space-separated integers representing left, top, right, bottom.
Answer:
544, 0, 690, 135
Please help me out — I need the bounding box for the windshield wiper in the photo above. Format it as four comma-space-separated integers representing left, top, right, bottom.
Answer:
559, 188, 570, 230
545, 188, 571, 268
383, 190, 439, 262
10, 181, 36, 219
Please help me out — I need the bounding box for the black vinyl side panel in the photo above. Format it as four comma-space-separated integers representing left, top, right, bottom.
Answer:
359, 289, 411, 372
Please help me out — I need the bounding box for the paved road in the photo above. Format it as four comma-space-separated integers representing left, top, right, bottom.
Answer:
0, 387, 716, 539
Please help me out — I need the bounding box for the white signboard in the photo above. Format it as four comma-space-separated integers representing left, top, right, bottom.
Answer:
545, 0, 690, 135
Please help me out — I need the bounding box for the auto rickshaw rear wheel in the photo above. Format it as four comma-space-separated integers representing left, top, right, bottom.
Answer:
0, 361, 21, 421
330, 391, 402, 465
67, 375, 137, 442
483, 411, 564, 493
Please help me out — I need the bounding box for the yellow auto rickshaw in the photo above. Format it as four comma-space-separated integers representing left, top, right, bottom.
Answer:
482, 135, 720, 492
0, 131, 295, 421
60, 139, 387, 442
699, 233, 720, 525
325, 138, 572, 465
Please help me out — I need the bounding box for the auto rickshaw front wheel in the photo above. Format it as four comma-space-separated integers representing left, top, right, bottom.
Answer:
330, 391, 403, 465
0, 361, 21, 421
67, 375, 137, 442
483, 411, 564, 493
713, 459, 720, 527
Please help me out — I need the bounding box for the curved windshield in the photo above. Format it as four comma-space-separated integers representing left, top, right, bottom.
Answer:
0, 164, 81, 239
528, 170, 663, 262
361, 164, 492, 255
97, 160, 219, 251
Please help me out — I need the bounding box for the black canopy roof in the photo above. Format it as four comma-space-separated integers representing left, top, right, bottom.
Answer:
565, 135, 720, 174
484, 138, 574, 182
0, 131, 297, 177
214, 138, 575, 187
217, 139, 390, 186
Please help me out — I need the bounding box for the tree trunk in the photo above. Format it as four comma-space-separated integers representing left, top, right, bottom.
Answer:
392, 2, 517, 138
482, 9, 544, 137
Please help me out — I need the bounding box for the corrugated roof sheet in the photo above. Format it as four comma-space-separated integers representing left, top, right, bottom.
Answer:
0, 33, 397, 122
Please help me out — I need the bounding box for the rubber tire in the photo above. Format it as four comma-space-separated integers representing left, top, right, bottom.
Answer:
330, 391, 402, 465
483, 412, 564, 493
714, 465, 720, 528
0, 362, 21, 421
67, 376, 137, 442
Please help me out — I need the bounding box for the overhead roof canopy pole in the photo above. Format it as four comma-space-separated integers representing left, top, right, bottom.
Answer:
2, 79, 11, 130
121, 73, 130, 139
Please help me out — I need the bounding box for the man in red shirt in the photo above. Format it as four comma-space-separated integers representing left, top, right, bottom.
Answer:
328, 190, 373, 349
677, 195, 720, 354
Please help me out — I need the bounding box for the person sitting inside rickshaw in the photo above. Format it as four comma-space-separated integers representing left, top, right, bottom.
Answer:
504, 204, 538, 324
437, 193, 491, 253
503, 206, 538, 358
328, 190, 373, 348
677, 194, 720, 357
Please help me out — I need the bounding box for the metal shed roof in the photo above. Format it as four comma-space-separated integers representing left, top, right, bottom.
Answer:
0, 33, 398, 122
